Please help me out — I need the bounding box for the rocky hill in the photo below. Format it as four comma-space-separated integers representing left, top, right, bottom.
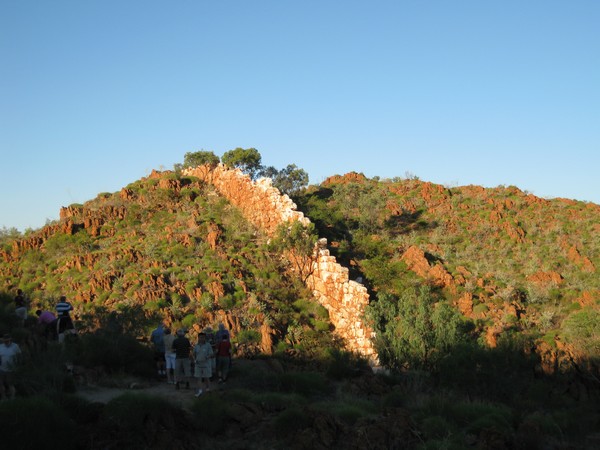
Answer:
1, 164, 599, 448
296, 172, 600, 374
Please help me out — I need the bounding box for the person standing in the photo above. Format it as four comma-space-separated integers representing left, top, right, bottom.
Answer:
216, 334, 232, 383
14, 289, 27, 326
205, 326, 217, 377
150, 323, 166, 380
56, 296, 73, 316
215, 323, 231, 371
35, 309, 56, 339
193, 332, 214, 397
163, 328, 177, 385
0, 334, 22, 400
56, 311, 76, 344
215, 323, 230, 342
172, 329, 191, 390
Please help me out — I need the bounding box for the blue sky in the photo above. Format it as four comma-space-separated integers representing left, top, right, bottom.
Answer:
1, 1, 599, 231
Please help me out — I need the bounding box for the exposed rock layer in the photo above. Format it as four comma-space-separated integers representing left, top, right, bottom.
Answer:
184, 164, 378, 363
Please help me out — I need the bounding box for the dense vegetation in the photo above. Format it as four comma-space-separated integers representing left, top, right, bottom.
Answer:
0, 154, 598, 448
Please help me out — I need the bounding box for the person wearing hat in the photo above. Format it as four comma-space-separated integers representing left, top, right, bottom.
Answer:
172, 329, 191, 390
0, 334, 21, 400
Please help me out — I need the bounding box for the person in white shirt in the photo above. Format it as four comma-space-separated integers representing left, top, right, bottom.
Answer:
0, 334, 22, 400
193, 333, 214, 396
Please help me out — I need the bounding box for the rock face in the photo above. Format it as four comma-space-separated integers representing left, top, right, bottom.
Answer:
184, 164, 378, 364
307, 246, 376, 363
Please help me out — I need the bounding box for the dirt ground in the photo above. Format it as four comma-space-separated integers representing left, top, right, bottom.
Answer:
75, 359, 257, 409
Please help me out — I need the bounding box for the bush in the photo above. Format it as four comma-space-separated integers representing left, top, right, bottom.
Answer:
235, 329, 261, 345
14, 343, 73, 396
74, 332, 155, 377
324, 348, 367, 380
190, 393, 231, 435
254, 392, 306, 411
101, 393, 182, 446
272, 406, 312, 437
368, 287, 464, 370
0, 397, 78, 449
53, 393, 103, 425
562, 308, 600, 357
381, 388, 407, 409
421, 415, 453, 439
279, 371, 332, 397
317, 397, 377, 425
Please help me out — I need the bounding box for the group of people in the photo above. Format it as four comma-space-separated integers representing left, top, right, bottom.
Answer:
34, 296, 77, 343
5, 288, 238, 401
1, 290, 78, 400
151, 323, 232, 397
11, 290, 77, 343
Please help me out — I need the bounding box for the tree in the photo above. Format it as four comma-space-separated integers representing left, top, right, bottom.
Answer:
176, 151, 220, 171
367, 285, 463, 370
221, 148, 262, 180
261, 164, 309, 196
270, 221, 318, 282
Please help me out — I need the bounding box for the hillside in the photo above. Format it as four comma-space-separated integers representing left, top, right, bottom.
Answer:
0, 169, 335, 358
1, 165, 599, 449
296, 173, 600, 372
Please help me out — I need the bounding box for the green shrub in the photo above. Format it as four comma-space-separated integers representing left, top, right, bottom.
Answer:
473, 303, 489, 315
318, 397, 377, 425
101, 393, 182, 446
218, 294, 236, 310
190, 393, 231, 435
333, 404, 365, 425
272, 406, 312, 437
381, 388, 406, 408
52, 393, 103, 425
0, 397, 78, 449
254, 392, 306, 411
324, 348, 367, 380
74, 332, 155, 377
235, 329, 261, 344
421, 415, 453, 439
562, 308, 600, 356
14, 343, 74, 396
449, 400, 514, 433
181, 313, 197, 329
279, 371, 332, 397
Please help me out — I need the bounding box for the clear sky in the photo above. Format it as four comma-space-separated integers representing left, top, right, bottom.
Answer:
1, 1, 599, 231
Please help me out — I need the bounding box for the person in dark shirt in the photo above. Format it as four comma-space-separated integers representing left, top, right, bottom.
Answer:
56, 312, 76, 344
150, 323, 166, 379
172, 329, 191, 390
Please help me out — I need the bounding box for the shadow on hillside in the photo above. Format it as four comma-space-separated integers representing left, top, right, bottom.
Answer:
435, 341, 599, 404
385, 210, 439, 236
2, 286, 600, 448
77, 304, 160, 338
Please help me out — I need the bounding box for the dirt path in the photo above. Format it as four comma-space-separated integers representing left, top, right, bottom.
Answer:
77, 380, 199, 408
76, 377, 240, 409
75, 359, 260, 409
